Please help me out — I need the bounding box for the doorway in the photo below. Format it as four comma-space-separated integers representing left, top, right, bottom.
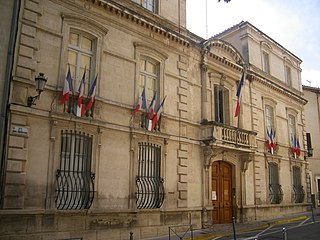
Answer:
211, 161, 233, 224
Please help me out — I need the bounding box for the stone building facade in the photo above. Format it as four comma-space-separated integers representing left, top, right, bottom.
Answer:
302, 85, 320, 206
0, 1, 310, 239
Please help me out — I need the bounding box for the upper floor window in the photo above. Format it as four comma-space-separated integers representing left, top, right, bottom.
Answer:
132, 0, 159, 13
265, 105, 274, 131
136, 142, 164, 209
214, 85, 230, 125
285, 65, 292, 87
56, 130, 95, 210
139, 57, 159, 102
288, 114, 296, 146
306, 132, 313, 157
68, 31, 95, 95
262, 51, 270, 74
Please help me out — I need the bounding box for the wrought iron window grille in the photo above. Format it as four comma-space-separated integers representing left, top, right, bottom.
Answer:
293, 185, 305, 203
269, 184, 283, 204
136, 142, 164, 209
56, 130, 95, 210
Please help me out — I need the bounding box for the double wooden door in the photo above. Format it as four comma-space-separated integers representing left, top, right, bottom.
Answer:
211, 161, 233, 224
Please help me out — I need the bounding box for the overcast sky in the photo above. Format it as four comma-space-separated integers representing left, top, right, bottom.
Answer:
186, 0, 320, 87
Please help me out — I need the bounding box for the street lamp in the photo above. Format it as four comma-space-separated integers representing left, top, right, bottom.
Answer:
27, 73, 47, 107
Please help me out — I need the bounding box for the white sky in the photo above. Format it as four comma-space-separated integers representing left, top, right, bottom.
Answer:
186, 0, 320, 87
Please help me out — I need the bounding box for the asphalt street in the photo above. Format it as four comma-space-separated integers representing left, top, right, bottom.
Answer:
211, 214, 320, 240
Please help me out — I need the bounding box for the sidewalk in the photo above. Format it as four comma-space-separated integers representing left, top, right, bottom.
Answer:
146, 208, 320, 240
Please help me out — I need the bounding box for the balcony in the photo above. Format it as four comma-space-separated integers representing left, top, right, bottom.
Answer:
201, 121, 256, 150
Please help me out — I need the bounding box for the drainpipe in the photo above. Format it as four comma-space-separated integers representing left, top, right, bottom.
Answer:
0, 0, 21, 207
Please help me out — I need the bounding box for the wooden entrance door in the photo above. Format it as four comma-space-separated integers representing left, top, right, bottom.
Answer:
211, 161, 232, 224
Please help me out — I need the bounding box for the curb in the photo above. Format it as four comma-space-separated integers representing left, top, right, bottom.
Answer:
188, 215, 308, 240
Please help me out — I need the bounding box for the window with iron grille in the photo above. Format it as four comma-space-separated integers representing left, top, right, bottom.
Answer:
269, 163, 283, 204
214, 85, 230, 125
292, 166, 305, 203
136, 142, 164, 209
56, 130, 95, 210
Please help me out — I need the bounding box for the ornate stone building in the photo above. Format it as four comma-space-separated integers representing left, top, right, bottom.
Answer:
0, 1, 309, 239
302, 85, 320, 206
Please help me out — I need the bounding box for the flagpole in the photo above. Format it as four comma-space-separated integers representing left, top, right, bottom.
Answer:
205, 0, 208, 38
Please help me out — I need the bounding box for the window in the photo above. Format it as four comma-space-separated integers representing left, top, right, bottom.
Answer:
136, 142, 164, 209
214, 85, 230, 124
288, 114, 296, 146
292, 166, 305, 203
56, 130, 95, 210
132, 0, 159, 13
262, 51, 270, 74
285, 66, 292, 86
68, 31, 95, 96
139, 57, 159, 103
265, 105, 274, 131
306, 133, 313, 157
269, 163, 283, 204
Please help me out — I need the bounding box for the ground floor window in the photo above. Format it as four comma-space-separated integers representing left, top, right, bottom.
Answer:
292, 166, 305, 203
136, 142, 164, 209
56, 130, 95, 210
269, 163, 283, 204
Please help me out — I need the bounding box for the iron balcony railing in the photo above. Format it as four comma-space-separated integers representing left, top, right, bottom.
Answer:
269, 184, 283, 204
201, 121, 256, 148
293, 185, 305, 203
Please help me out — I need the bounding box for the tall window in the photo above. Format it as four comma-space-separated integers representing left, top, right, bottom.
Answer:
132, 0, 159, 13
214, 85, 230, 124
285, 66, 292, 87
306, 133, 313, 157
269, 163, 283, 204
262, 51, 270, 74
288, 114, 296, 146
139, 57, 159, 102
136, 142, 164, 209
56, 130, 95, 210
68, 31, 95, 95
265, 105, 274, 131
292, 166, 305, 203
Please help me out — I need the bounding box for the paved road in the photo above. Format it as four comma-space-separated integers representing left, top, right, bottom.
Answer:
212, 215, 320, 240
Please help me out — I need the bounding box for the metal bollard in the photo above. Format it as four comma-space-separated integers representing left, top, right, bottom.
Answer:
130, 231, 134, 240
232, 217, 237, 240
282, 227, 287, 240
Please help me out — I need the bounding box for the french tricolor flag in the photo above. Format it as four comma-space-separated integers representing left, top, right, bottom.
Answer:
86, 75, 97, 111
234, 72, 244, 117
291, 135, 300, 159
148, 92, 157, 119
151, 96, 166, 131
267, 127, 276, 155
133, 88, 147, 114
76, 68, 86, 117
60, 66, 73, 104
